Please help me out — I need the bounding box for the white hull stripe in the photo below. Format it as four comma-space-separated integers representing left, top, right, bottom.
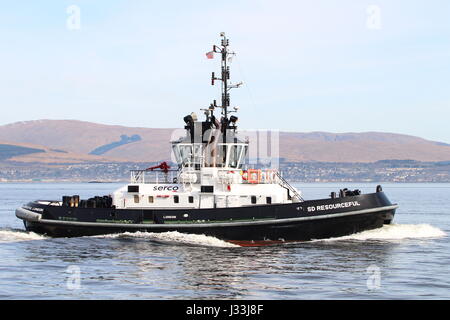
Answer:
16, 205, 398, 229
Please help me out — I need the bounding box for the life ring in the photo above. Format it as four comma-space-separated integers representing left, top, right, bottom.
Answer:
241, 170, 248, 181
264, 169, 276, 182
248, 169, 261, 184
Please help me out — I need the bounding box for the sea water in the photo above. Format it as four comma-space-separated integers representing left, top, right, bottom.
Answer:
0, 183, 448, 299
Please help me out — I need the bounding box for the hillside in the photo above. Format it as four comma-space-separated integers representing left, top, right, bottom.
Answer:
1, 120, 450, 164
0, 140, 122, 164
279, 132, 450, 162
0, 143, 45, 161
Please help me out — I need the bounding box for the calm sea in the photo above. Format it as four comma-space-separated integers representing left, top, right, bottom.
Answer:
0, 182, 448, 299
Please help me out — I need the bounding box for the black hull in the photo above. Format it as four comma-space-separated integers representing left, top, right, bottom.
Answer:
17, 192, 397, 244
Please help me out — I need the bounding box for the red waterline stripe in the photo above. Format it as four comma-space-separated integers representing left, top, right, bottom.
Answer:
227, 239, 298, 247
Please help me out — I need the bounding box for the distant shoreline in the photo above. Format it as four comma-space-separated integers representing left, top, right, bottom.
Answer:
1, 160, 450, 183
2, 180, 450, 184
0, 180, 127, 183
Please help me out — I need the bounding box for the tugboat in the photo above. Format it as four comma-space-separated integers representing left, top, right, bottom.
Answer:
16, 33, 398, 245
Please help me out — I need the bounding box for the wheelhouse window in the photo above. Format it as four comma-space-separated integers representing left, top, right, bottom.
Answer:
172, 144, 194, 166
173, 142, 248, 168
223, 143, 246, 168
227, 145, 242, 168
192, 144, 203, 166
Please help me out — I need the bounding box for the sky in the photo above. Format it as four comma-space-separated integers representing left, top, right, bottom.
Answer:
0, 1, 449, 142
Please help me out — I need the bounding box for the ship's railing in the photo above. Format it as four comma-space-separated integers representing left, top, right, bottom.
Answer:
275, 171, 304, 202
130, 170, 179, 184
238, 168, 304, 202
36, 200, 62, 206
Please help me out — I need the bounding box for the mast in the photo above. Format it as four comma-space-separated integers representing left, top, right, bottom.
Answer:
210, 32, 241, 144
220, 33, 230, 122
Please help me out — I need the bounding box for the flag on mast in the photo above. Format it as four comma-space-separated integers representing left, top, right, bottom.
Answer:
206, 51, 214, 59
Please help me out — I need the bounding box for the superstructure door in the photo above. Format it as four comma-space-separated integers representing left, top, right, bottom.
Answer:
200, 194, 215, 208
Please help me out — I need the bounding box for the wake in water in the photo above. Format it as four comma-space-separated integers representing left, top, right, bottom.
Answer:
94, 224, 446, 247
94, 231, 240, 248
0, 228, 47, 243
318, 223, 446, 242
0, 228, 238, 247
0, 224, 445, 246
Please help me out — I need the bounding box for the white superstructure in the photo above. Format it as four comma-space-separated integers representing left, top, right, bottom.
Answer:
112, 32, 302, 210
112, 140, 302, 210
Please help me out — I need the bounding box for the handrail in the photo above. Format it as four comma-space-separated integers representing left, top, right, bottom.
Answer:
130, 169, 178, 184
275, 171, 304, 202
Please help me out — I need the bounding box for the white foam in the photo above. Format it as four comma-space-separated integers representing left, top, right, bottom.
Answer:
95, 231, 240, 247
319, 224, 447, 242
0, 229, 47, 243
